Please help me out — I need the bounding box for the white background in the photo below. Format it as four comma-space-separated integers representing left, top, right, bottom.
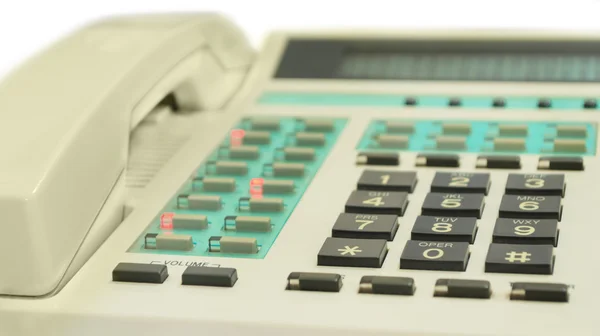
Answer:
2, 0, 600, 79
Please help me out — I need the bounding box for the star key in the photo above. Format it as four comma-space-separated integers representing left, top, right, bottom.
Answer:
317, 237, 388, 268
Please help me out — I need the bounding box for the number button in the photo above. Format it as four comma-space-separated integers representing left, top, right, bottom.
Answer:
499, 195, 562, 220
485, 243, 554, 274
505, 174, 565, 197
332, 213, 399, 241
430, 172, 491, 194
345, 190, 409, 216
357, 170, 418, 192
492, 219, 559, 246
421, 193, 485, 218
411, 216, 478, 243
400, 240, 470, 271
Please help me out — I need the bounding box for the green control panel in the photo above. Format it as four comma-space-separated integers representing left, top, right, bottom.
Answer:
128, 117, 347, 259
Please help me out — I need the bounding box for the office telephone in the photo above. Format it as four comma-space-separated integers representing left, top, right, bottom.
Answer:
0, 12, 597, 336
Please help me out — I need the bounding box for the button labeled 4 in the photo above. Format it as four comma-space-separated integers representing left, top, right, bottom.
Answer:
345, 190, 409, 216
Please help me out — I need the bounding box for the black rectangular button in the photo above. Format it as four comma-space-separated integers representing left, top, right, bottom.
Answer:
430, 172, 490, 194
421, 193, 485, 218
112, 262, 168, 284
499, 195, 562, 220
318, 237, 388, 268
411, 216, 478, 243
332, 213, 399, 241
416, 154, 460, 167
485, 243, 554, 274
357, 170, 417, 192
345, 190, 409, 216
356, 152, 399, 166
286, 272, 342, 292
511, 282, 569, 302
182, 267, 238, 287
434, 279, 491, 299
505, 174, 565, 196
492, 218, 558, 246
476, 155, 521, 169
538, 156, 584, 171
400, 240, 470, 271
359, 276, 415, 295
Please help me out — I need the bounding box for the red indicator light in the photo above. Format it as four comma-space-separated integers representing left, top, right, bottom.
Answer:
230, 129, 245, 147
160, 212, 174, 230
250, 178, 264, 198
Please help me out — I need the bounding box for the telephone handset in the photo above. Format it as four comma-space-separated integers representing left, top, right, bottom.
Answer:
0, 13, 254, 297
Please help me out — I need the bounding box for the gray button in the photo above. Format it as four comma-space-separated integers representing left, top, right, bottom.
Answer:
201, 177, 236, 192
229, 146, 260, 160
498, 124, 528, 136
553, 139, 586, 153
228, 216, 271, 232
250, 118, 280, 131
243, 131, 271, 145
493, 138, 526, 151
187, 195, 221, 211
249, 198, 284, 212
272, 163, 305, 177
378, 134, 409, 149
112, 262, 168, 284
209, 236, 259, 254
304, 119, 335, 132
284, 147, 315, 161
556, 125, 587, 138
172, 213, 208, 230
296, 132, 326, 146
263, 180, 295, 194
156, 234, 194, 251
215, 161, 248, 176
442, 123, 471, 135
385, 121, 415, 134
436, 136, 467, 150
182, 267, 238, 287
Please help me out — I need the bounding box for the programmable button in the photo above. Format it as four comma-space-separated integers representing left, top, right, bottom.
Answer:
112, 262, 168, 284
155, 234, 193, 251
303, 118, 335, 132
171, 213, 208, 230
434, 279, 491, 299
510, 282, 569, 302
556, 125, 587, 138
250, 118, 280, 131
421, 193, 485, 218
485, 243, 554, 275
283, 147, 315, 161
385, 121, 415, 134
416, 154, 460, 167
239, 197, 285, 212
493, 138, 526, 152
209, 236, 259, 254
357, 170, 417, 192
492, 218, 559, 246
430, 172, 490, 194
262, 180, 295, 194
268, 162, 305, 177
359, 276, 415, 296
208, 161, 248, 176
552, 139, 586, 153
505, 174, 566, 196
377, 134, 409, 149
183, 195, 222, 211
332, 213, 399, 241
224, 216, 271, 232
498, 124, 528, 137
499, 195, 562, 220
538, 156, 584, 171
435, 136, 467, 150
317, 237, 388, 268
228, 146, 260, 160
356, 152, 399, 166
286, 272, 342, 292
295, 132, 326, 147
411, 216, 478, 243
242, 131, 271, 145
199, 177, 236, 192
442, 123, 471, 135
476, 155, 521, 169
182, 267, 238, 287
345, 190, 409, 216
400, 241, 470, 271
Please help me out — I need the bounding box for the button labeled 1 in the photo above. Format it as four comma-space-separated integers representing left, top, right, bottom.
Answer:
357, 170, 417, 192
345, 190, 409, 216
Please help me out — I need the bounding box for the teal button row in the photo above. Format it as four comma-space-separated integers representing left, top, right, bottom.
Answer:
259, 92, 596, 110
358, 119, 597, 156
128, 117, 347, 259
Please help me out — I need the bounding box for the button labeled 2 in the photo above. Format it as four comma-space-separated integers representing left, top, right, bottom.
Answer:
430, 172, 490, 195
345, 190, 409, 216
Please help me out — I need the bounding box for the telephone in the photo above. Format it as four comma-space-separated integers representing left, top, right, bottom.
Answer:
0, 12, 597, 336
